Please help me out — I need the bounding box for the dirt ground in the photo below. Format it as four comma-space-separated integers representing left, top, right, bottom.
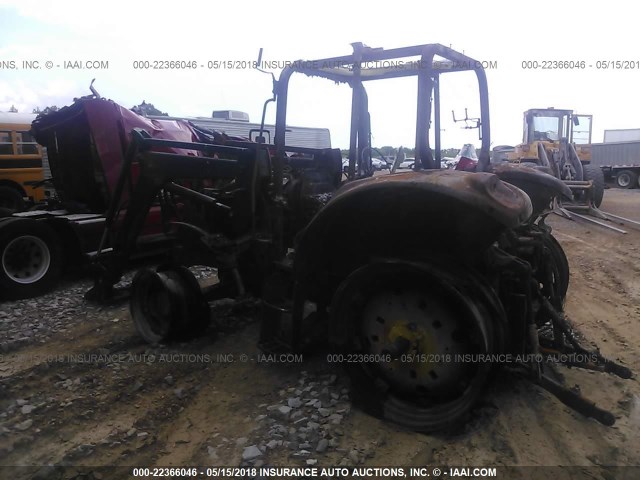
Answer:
1, 188, 639, 479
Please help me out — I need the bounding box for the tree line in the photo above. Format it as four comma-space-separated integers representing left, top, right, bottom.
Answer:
340, 146, 461, 158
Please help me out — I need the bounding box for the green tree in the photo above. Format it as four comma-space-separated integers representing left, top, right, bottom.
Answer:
33, 106, 58, 115
131, 101, 168, 116
441, 148, 459, 157
378, 146, 396, 157
340, 146, 462, 159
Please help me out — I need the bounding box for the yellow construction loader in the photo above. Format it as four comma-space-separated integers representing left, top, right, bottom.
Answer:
506, 108, 604, 208
497, 108, 640, 232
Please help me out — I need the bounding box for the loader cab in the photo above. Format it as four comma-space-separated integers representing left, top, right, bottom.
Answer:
571, 114, 593, 145
522, 108, 592, 145
523, 108, 573, 144
519, 108, 593, 164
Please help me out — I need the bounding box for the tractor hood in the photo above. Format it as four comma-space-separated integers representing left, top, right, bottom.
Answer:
31, 97, 200, 212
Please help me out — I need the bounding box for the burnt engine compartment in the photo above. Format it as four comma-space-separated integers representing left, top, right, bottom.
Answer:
280, 146, 343, 241
154, 141, 344, 296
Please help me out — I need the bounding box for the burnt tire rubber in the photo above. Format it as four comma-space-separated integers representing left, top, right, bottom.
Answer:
582, 164, 605, 207
0, 219, 62, 299
130, 265, 211, 344
615, 169, 638, 190
544, 233, 570, 306
331, 261, 500, 433
0, 208, 14, 218
0, 186, 26, 212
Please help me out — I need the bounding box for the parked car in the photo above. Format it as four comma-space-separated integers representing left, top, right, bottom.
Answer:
371, 157, 389, 170
342, 157, 389, 173
441, 157, 458, 169
398, 157, 415, 170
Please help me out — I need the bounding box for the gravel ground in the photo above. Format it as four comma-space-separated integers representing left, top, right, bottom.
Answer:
1, 190, 640, 479
0, 265, 365, 478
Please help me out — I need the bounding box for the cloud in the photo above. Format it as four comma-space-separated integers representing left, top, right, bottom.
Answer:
0, 79, 81, 112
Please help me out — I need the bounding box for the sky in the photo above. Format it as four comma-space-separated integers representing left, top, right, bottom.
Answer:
1, 0, 638, 149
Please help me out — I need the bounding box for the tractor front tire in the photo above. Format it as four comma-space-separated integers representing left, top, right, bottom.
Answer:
130, 266, 211, 344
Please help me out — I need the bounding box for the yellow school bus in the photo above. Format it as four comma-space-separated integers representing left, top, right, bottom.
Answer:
0, 111, 46, 210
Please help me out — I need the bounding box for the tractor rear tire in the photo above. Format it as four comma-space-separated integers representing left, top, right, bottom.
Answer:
615, 169, 638, 190
0, 186, 26, 212
330, 261, 501, 433
583, 164, 605, 207
0, 219, 62, 299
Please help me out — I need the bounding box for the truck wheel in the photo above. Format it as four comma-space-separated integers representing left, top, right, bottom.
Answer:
615, 169, 638, 189
0, 186, 26, 212
331, 261, 498, 432
582, 164, 605, 207
0, 220, 62, 299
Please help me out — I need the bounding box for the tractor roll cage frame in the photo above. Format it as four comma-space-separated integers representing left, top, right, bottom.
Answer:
272, 43, 491, 184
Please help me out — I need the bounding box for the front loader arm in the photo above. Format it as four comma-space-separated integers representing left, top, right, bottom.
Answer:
86, 128, 255, 301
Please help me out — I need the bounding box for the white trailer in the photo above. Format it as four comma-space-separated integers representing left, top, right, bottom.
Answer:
149, 110, 331, 150
603, 128, 640, 143
591, 129, 640, 188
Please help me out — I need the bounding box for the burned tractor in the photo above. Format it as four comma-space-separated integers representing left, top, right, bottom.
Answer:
85, 44, 630, 432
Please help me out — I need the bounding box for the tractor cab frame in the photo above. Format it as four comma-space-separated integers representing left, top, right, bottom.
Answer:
273, 42, 492, 180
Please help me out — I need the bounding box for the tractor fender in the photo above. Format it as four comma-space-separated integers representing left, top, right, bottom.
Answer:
293, 170, 532, 303
490, 162, 573, 215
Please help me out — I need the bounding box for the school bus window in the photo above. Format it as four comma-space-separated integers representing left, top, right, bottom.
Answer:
0, 130, 13, 154
17, 131, 39, 155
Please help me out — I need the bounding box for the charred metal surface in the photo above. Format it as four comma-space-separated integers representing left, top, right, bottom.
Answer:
85, 128, 270, 302
293, 170, 532, 306
333, 170, 532, 228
